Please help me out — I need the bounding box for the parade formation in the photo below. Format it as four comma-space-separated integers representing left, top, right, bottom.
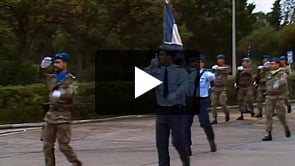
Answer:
145, 44, 293, 166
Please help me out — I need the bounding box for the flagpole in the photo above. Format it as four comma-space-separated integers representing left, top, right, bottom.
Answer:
232, 0, 236, 76
163, 0, 166, 42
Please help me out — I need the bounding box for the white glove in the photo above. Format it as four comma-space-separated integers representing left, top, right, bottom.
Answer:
273, 80, 280, 89
212, 65, 218, 70
167, 92, 177, 101
52, 90, 62, 99
234, 83, 238, 88
237, 66, 243, 71
258, 65, 264, 69
150, 55, 159, 68
41, 57, 52, 69
253, 81, 257, 86
264, 61, 271, 68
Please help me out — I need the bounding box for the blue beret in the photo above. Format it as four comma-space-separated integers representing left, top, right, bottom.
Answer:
52, 52, 70, 61
263, 54, 272, 60
216, 54, 225, 59
272, 57, 280, 63
159, 43, 183, 51
242, 57, 251, 61
280, 56, 286, 60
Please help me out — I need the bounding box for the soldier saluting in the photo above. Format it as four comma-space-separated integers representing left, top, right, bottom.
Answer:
210, 54, 230, 124
234, 57, 255, 120
254, 55, 272, 118
39, 53, 82, 166
262, 58, 291, 141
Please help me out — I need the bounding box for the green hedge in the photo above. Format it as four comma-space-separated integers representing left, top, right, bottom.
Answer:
1, 75, 295, 124
0, 82, 95, 124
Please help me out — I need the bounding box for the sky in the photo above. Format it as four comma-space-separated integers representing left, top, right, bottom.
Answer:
249, 0, 276, 13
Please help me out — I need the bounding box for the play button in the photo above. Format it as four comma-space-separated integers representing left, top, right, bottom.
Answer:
135, 66, 162, 99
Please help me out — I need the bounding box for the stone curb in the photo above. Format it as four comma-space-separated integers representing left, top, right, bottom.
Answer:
0, 100, 294, 130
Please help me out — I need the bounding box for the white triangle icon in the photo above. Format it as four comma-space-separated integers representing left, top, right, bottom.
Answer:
135, 66, 162, 99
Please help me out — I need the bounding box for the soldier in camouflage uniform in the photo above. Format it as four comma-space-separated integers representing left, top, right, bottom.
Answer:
262, 58, 291, 141
39, 53, 82, 166
280, 55, 292, 113
210, 54, 230, 124
234, 57, 255, 120
254, 55, 272, 118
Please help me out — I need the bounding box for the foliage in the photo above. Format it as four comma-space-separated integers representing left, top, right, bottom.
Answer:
1, 0, 295, 85
0, 82, 95, 124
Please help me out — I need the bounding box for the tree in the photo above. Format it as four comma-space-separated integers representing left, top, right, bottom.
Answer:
179, 0, 256, 63
238, 25, 279, 60
268, 0, 282, 30
279, 24, 295, 52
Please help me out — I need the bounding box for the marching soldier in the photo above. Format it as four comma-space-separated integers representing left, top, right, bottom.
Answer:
210, 54, 230, 124
280, 55, 292, 113
39, 53, 82, 166
234, 57, 255, 120
262, 58, 291, 141
254, 55, 272, 118
145, 43, 190, 166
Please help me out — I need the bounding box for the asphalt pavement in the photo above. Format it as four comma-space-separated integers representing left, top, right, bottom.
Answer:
1, 106, 295, 166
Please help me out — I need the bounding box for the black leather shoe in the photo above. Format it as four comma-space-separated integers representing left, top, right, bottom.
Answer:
286, 130, 291, 138
182, 158, 190, 166
288, 105, 292, 113
209, 141, 217, 152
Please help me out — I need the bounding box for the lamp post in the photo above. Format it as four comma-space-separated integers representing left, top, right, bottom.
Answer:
232, 0, 236, 76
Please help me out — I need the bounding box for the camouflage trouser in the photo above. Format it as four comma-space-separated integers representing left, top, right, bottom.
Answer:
256, 87, 266, 111
265, 98, 289, 132
43, 122, 79, 166
210, 90, 229, 118
237, 87, 254, 113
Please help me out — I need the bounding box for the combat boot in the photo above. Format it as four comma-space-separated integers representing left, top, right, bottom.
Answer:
211, 118, 217, 125
262, 132, 272, 141
272, 111, 277, 117
255, 109, 263, 118
285, 130, 291, 138
288, 104, 292, 113
237, 112, 244, 120
225, 112, 230, 122
73, 160, 82, 166
250, 111, 255, 117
